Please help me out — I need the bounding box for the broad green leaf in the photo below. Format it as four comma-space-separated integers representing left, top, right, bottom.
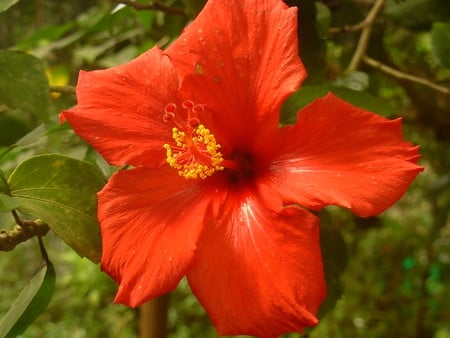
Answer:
282, 84, 396, 124
0, 0, 19, 12
8, 154, 105, 262
331, 87, 396, 117
0, 194, 22, 212
282, 84, 330, 124
0, 259, 55, 338
431, 22, 450, 68
0, 50, 50, 121
334, 71, 370, 92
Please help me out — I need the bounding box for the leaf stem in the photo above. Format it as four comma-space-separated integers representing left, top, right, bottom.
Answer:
12, 210, 23, 226
36, 231, 49, 263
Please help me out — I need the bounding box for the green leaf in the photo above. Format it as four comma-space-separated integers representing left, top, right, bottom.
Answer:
0, 174, 21, 211
334, 71, 370, 91
8, 154, 106, 262
0, 259, 56, 338
0, 194, 22, 212
0, 0, 20, 13
281, 84, 396, 124
282, 84, 330, 124
431, 22, 450, 68
331, 87, 396, 117
0, 50, 50, 121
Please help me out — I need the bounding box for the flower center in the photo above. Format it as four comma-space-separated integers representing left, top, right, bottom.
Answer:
162, 101, 224, 180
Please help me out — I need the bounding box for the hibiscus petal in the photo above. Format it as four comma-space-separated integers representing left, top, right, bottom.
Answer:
61, 46, 179, 167
271, 93, 424, 217
99, 167, 210, 307
166, 0, 305, 148
187, 196, 326, 337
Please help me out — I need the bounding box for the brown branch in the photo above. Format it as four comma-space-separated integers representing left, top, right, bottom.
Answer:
330, 18, 372, 34
111, 0, 187, 17
0, 220, 50, 251
363, 55, 450, 96
346, 0, 385, 72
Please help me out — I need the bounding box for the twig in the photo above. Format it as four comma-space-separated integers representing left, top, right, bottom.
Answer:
111, 0, 187, 17
50, 85, 75, 95
0, 220, 50, 251
363, 55, 450, 95
329, 15, 374, 34
346, 0, 385, 72
329, 22, 368, 34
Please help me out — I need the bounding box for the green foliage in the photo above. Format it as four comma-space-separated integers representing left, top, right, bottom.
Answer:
281, 81, 395, 125
0, 0, 449, 337
385, 0, 450, 29
0, 50, 50, 122
0, 258, 55, 338
431, 22, 450, 68
0, 194, 22, 212
8, 154, 105, 262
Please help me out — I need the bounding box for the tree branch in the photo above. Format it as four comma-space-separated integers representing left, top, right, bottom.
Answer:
330, 15, 373, 34
363, 56, 450, 95
0, 220, 50, 251
346, 0, 385, 72
111, 0, 187, 17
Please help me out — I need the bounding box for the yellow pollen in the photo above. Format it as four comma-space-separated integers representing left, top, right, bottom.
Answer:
163, 124, 224, 179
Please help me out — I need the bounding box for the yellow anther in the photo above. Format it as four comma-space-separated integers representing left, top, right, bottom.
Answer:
163, 125, 224, 179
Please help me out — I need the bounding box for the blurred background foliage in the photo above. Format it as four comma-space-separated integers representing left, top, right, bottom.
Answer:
0, 0, 449, 337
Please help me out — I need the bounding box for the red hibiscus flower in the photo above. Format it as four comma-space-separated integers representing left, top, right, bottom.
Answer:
61, 0, 423, 336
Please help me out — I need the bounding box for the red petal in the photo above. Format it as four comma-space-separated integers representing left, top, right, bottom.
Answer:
61, 47, 179, 167
99, 167, 210, 307
187, 196, 326, 337
271, 93, 424, 217
166, 0, 305, 148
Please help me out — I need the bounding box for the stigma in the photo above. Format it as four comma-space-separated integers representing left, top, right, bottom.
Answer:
162, 101, 224, 180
